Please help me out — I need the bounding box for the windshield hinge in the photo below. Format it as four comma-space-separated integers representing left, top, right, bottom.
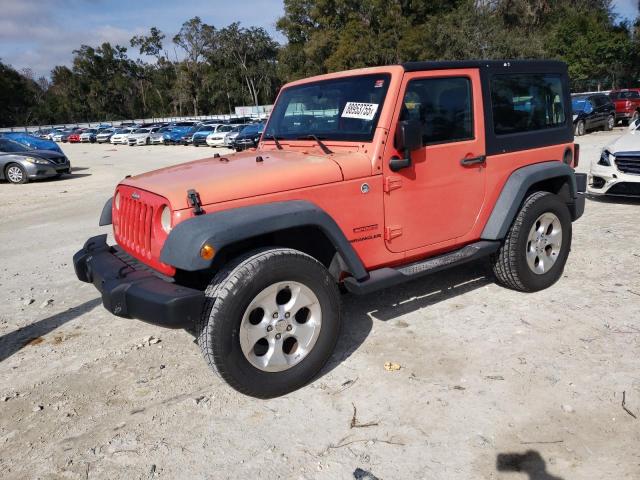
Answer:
187, 189, 204, 216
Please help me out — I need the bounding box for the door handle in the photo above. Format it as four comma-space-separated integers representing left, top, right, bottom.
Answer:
460, 155, 486, 167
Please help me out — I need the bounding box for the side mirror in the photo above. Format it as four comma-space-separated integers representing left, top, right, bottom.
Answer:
390, 119, 422, 172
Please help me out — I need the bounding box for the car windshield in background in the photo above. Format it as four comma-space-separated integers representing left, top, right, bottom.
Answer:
264, 74, 391, 142
571, 98, 588, 111
158, 127, 172, 133
217, 125, 234, 133
0, 139, 31, 153
610, 91, 640, 100
134, 128, 150, 134
240, 124, 263, 135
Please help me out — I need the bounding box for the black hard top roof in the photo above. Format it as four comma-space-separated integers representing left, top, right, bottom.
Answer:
402, 59, 567, 72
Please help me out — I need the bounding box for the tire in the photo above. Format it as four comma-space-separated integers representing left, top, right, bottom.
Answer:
632, 111, 640, 125
574, 120, 585, 136
197, 248, 341, 398
605, 114, 615, 131
5, 163, 28, 184
491, 191, 572, 293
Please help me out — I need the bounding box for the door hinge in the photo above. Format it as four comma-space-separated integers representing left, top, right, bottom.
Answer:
383, 176, 402, 193
385, 225, 403, 241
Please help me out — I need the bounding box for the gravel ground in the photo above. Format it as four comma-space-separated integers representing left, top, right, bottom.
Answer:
0, 131, 638, 480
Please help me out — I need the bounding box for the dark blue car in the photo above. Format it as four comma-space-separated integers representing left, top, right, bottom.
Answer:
232, 123, 265, 151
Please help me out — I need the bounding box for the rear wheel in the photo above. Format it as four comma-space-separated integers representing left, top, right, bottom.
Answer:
197, 248, 341, 398
5, 163, 28, 184
491, 191, 571, 292
575, 120, 585, 136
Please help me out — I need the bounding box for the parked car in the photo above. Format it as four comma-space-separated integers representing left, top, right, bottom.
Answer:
110, 128, 135, 145
162, 125, 195, 145
127, 127, 159, 146
609, 89, 640, 125
206, 124, 239, 147
67, 131, 82, 143
74, 60, 585, 398
80, 129, 98, 143
571, 93, 615, 136
150, 126, 172, 145
221, 125, 245, 147
191, 125, 218, 146
232, 123, 265, 151
179, 126, 200, 146
0, 132, 64, 154
96, 129, 115, 143
0, 138, 70, 184
53, 129, 75, 142
588, 118, 640, 196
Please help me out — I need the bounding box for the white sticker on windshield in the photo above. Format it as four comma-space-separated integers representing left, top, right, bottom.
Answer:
341, 102, 379, 120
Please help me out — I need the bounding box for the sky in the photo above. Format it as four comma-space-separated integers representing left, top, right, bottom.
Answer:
0, 0, 638, 79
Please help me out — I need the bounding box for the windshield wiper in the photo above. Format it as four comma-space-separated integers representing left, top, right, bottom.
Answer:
263, 133, 283, 150
296, 135, 332, 155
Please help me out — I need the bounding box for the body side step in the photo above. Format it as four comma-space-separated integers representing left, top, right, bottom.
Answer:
344, 241, 500, 295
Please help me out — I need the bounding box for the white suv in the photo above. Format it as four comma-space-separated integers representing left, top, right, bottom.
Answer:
589, 119, 640, 196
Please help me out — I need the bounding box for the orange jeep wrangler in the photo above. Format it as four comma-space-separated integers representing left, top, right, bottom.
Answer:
74, 60, 586, 398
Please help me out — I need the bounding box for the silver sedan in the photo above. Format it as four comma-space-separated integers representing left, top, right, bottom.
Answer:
0, 138, 71, 184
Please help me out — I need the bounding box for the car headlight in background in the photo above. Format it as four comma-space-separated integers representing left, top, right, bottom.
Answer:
573, 114, 578, 121
160, 205, 172, 233
23, 156, 50, 165
598, 149, 614, 166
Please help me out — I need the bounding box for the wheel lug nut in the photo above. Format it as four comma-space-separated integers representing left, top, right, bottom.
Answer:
266, 325, 273, 332
284, 312, 290, 318
275, 333, 281, 340
272, 312, 278, 319
286, 325, 292, 331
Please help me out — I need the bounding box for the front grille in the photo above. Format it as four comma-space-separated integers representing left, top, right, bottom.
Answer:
49, 156, 66, 165
607, 182, 640, 196
615, 155, 640, 175
117, 195, 154, 258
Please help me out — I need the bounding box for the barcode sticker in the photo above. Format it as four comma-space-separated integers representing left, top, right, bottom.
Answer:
341, 102, 379, 120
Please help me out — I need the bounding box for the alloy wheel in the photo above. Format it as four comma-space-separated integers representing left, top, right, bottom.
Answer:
6, 166, 24, 183
239, 281, 322, 372
526, 212, 563, 275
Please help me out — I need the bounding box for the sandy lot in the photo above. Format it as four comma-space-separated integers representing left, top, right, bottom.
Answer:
0, 132, 638, 480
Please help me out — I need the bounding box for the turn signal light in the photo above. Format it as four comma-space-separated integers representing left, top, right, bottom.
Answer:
200, 244, 215, 260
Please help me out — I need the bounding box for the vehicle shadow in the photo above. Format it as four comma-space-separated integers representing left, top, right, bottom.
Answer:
586, 194, 640, 205
0, 297, 101, 363
496, 450, 564, 480
323, 259, 493, 373
70, 167, 90, 172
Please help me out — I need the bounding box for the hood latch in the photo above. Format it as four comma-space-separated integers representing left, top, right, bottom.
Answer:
187, 189, 204, 216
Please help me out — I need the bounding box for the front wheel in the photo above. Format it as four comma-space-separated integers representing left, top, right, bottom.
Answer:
5, 163, 28, 184
491, 191, 571, 292
197, 248, 341, 398
605, 114, 615, 131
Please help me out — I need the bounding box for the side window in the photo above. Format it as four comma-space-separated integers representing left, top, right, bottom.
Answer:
491, 74, 566, 135
400, 77, 473, 146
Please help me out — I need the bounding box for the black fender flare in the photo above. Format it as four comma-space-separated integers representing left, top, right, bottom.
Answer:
160, 200, 369, 281
99, 197, 113, 226
481, 161, 580, 240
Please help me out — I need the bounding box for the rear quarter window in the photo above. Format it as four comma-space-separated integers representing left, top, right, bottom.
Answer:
491, 74, 566, 135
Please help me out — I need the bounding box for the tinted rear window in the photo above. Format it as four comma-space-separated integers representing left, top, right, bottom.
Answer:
491, 74, 566, 135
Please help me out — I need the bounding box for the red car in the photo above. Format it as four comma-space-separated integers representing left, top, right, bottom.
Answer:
67, 132, 81, 143
609, 89, 640, 125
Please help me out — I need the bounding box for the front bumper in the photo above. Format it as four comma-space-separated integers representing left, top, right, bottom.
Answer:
73, 235, 205, 328
24, 161, 71, 179
588, 162, 640, 196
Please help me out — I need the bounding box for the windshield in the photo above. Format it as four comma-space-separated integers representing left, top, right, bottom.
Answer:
197, 126, 214, 133
240, 124, 264, 135
610, 90, 640, 100
264, 74, 391, 142
134, 128, 150, 134
217, 125, 234, 133
571, 98, 588, 111
158, 127, 172, 133
0, 139, 31, 153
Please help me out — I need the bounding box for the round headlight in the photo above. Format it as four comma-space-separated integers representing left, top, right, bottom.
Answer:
160, 206, 172, 233
114, 191, 120, 209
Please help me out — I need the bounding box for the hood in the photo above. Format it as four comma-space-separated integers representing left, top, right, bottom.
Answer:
120, 149, 351, 209
28, 149, 67, 160
607, 129, 640, 154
